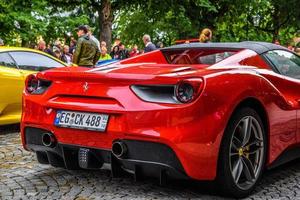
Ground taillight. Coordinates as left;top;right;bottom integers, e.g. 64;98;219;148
25;74;52;94
25;74;38;93
131;78;204;104
175;78;204;103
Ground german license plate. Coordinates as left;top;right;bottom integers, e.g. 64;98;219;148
54;110;109;132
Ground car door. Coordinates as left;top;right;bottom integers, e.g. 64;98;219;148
0;52;24;123
8;51;66;76
264;50;300;142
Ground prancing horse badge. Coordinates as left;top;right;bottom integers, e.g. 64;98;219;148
83;82;89;92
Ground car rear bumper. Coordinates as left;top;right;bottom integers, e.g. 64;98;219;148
25;127;188;182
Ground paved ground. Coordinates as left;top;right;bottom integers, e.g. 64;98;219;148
1;127;300;199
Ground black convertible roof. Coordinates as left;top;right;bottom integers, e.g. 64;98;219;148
164;41;288;54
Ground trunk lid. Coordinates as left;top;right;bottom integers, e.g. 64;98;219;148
37;63;210;83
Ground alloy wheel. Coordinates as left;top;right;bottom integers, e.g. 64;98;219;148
229;116;264;190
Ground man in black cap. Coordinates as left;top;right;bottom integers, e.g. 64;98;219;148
73;25;100;67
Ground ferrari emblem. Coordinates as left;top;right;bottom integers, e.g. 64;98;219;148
83;82;89;92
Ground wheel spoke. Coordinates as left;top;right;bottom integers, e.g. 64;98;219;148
241;156;256;181
247;138;263;155
232;158;243;183
248;145;263;155
230;152;239;156
242;117;252;146
247;139;263;147
232;136;242;150
252;124;261;141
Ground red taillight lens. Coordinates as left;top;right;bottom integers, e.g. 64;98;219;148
25;74;52;94
25;74;39;93
175;78;204;103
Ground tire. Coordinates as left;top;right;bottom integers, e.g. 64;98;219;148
216;107;267;198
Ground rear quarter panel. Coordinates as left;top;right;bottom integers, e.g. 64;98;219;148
201;69;297;172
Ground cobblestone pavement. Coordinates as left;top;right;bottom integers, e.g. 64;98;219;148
1;130;300;200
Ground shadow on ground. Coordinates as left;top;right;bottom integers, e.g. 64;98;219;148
0;124;20;134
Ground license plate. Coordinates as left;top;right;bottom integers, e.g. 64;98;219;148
54;110;109;132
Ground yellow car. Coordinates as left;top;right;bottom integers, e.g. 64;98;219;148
0;47;68;125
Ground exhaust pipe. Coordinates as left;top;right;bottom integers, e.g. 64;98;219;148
42;133;56;148
112;141;127;158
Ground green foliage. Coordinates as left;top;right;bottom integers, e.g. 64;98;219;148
215;0;300;45
0;0;47;46
113;0;217;48
0;0;89;46
0;0;299;48
113;5;194;48
44;14;90;44
114;0;300;47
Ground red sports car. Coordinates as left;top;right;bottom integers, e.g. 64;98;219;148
21;42;300;197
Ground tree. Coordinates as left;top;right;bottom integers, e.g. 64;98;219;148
114;0;218;48
0;0;89;46
1;0;299;48
215;0;300;44
47;0;143;50
47;0;219;49
114;6;193;47
0;0;49;46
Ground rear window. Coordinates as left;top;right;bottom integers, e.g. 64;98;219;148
162;49;238;65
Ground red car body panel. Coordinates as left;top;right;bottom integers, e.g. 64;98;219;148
21;42;300;181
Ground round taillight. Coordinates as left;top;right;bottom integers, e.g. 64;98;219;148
175;82;195;103
175;78;204;103
25;74;39;93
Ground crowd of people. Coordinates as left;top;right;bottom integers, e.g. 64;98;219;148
33;25;160;67
0;26;300;66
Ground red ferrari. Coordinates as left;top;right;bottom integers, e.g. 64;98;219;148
21;42;300;197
